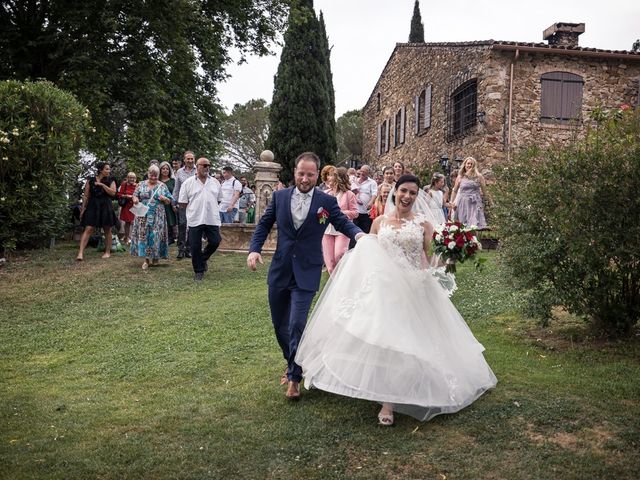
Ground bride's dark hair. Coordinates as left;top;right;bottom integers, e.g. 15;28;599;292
392;174;421;204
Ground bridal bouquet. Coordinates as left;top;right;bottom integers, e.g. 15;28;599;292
432;221;482;273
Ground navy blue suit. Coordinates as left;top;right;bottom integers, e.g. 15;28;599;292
249;187;362;382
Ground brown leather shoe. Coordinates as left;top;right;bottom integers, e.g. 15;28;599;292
279;367;288;385
285;381;300;400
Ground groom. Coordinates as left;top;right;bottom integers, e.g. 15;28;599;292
247;152;364;400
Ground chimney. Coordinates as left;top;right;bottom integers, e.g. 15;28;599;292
543;22;585;47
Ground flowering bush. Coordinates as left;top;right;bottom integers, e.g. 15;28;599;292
492;106;640;336
432;221;482;273
0;80;91;250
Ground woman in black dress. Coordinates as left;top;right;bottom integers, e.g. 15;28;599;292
76;162;118;261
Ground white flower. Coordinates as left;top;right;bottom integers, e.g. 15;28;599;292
11;128;19;136
0;197;5;202
435;234;443;242
32;185;38;190
450;225;458;232
447;242;456;250
0;137;9;144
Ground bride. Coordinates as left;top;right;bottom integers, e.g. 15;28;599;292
296;175;497;426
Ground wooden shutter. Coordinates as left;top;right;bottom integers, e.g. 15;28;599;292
400;106;406;144
424;84;432;129
385;118;390;152
414;95;420;134
392;113;397;147
376;123;382;155
562;77;583;120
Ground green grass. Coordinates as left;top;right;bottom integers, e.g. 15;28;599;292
1;245;638;479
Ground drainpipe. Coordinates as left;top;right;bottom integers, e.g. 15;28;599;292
507;49;519;162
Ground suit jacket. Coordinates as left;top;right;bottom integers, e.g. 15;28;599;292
249;187;362;291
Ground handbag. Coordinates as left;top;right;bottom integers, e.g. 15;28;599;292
118;182;129;207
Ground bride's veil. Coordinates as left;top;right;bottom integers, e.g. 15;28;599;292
385;187;441;226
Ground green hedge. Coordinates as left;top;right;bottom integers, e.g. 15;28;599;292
0;80;91;250
492;107;640;336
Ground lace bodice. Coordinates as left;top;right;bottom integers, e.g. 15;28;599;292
378;215;426;270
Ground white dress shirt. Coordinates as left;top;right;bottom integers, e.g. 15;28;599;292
353;177;378;214
291;187;315;229
178;176;222;227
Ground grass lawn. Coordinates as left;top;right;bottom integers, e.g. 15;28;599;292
1;243;638;479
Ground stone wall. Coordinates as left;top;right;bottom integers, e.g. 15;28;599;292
218;224;278;253
363;43;640;177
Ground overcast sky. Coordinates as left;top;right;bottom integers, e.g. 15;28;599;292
216;0;639;118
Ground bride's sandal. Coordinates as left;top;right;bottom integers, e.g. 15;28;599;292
377;412;394;426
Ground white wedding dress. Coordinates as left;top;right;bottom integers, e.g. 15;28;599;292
296;215;497;421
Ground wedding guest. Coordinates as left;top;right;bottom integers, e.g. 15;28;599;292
220;166;242;224
159;161;177;244
171;157;182;174
131;165;172;270
374;170;384;185
76;162;118;261
322;167;358;275
142;159;160;180
450;157;489;228
318;165;334;192
296;174;497;426
351;165;377;243
448;169;459;220
179;157;223;281
393;161;405;182
238;176;256;224
369;183;392;220
347;167;357;185
117;172;137;245
382;166;395;187
172;151;196;259
423;173;446;225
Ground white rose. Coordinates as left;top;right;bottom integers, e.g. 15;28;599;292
447;242;456;250
450;225;458;232
435;234;443;242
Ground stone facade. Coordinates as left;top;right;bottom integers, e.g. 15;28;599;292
363;32;640;175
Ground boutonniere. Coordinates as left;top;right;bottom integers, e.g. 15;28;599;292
317;207;329;224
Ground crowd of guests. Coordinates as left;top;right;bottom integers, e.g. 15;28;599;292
74;150;490;279
75;150;256;274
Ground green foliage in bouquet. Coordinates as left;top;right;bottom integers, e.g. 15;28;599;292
0;80;90;250
492;106;640;336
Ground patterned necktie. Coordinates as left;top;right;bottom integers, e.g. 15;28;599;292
295;192;310;229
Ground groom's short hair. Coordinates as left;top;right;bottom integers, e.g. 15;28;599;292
294;152;320;171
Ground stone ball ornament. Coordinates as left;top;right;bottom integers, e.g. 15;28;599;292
260;150;274;162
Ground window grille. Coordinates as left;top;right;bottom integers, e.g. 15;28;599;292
445;71;477;142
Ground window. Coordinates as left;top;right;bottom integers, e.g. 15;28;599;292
376;92;381;112
393;107;406;147
540;72;583;123
377;119;390;155
414;84;432;135
447;79;477;141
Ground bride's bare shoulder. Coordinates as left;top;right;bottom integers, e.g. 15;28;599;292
371;215;385;234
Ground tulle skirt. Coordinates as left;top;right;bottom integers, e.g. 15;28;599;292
296;235;497;421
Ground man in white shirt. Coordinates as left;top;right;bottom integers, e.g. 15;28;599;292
219;166;242;224
351;164;378;246
178;157;223;281
172;150;196;259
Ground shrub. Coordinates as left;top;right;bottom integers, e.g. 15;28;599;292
0;80;91;250
492;107;640;336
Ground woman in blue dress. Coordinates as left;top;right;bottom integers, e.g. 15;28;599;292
130;165;172;270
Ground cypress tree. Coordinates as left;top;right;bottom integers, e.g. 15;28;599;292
318;11;337;167
409;0;425;43
267;0;336;184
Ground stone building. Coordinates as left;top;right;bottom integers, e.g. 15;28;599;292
363;22;640;174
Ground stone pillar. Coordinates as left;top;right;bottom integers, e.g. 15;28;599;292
253;150;282;221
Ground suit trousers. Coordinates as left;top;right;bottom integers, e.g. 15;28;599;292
268;279;316;383
188;224;221;273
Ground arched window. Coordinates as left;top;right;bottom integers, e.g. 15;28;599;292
447;79;477;141
540;72;584;123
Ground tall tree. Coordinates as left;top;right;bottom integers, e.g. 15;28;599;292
336;109;363;167
221;99;270;171
267;0;336;184
409;0;425;43
0;0;288;174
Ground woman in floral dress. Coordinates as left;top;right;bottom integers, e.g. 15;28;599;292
130;165;172;270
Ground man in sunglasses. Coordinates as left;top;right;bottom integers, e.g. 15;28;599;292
178;157;223;281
